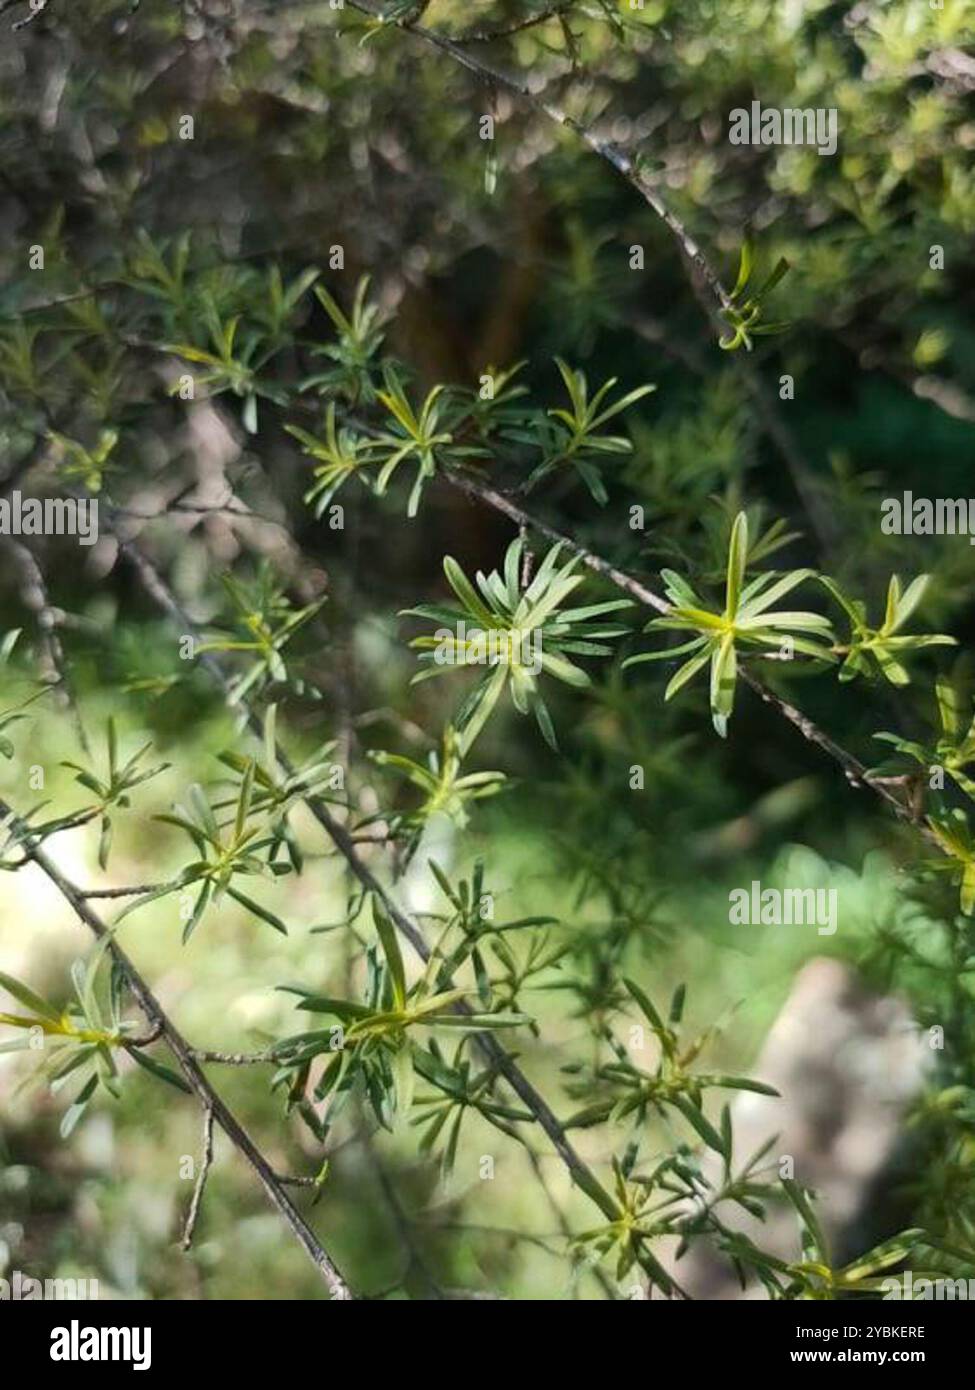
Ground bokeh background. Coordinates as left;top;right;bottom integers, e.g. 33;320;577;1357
2;0;975;1299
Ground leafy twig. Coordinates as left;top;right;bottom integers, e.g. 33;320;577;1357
0;795;354;1300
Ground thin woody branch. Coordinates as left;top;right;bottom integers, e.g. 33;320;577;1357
80;879;184;898
345;0;733;313
0;795;354;1300
345;1;844;556
114;471;940;1278
189;1047;278;1065
444;467;934;837
1;0;969;1310
455;2;577;43
117;533;627;1231
182;1104;215;1251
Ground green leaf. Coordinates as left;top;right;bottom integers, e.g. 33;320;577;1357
709;633;737;737
891;574;929;632
725;511;748;617
663;649;711;702
60;1073;98;1139
98;816;113;871
731;240;754;300
837;1230;927;1283
0;971;62;1024
622;977;667;1035
936;674;962;738
128;1046;192;1094
225;886;288;935
391;1041;414;1121
442;555;496;628
671;1094;729;1158
782;1178;829;1261
182;882;212;943
374;901;407;1010
704;1075;780;1097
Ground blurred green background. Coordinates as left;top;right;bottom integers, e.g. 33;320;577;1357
2;0;975;1298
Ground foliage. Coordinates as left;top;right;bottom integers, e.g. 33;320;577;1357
1;0;975;1305
718;242;791;353
512;359;655;504
0;947;188;1141
821;574;955;687
626;512;833;736
404;536;632;751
